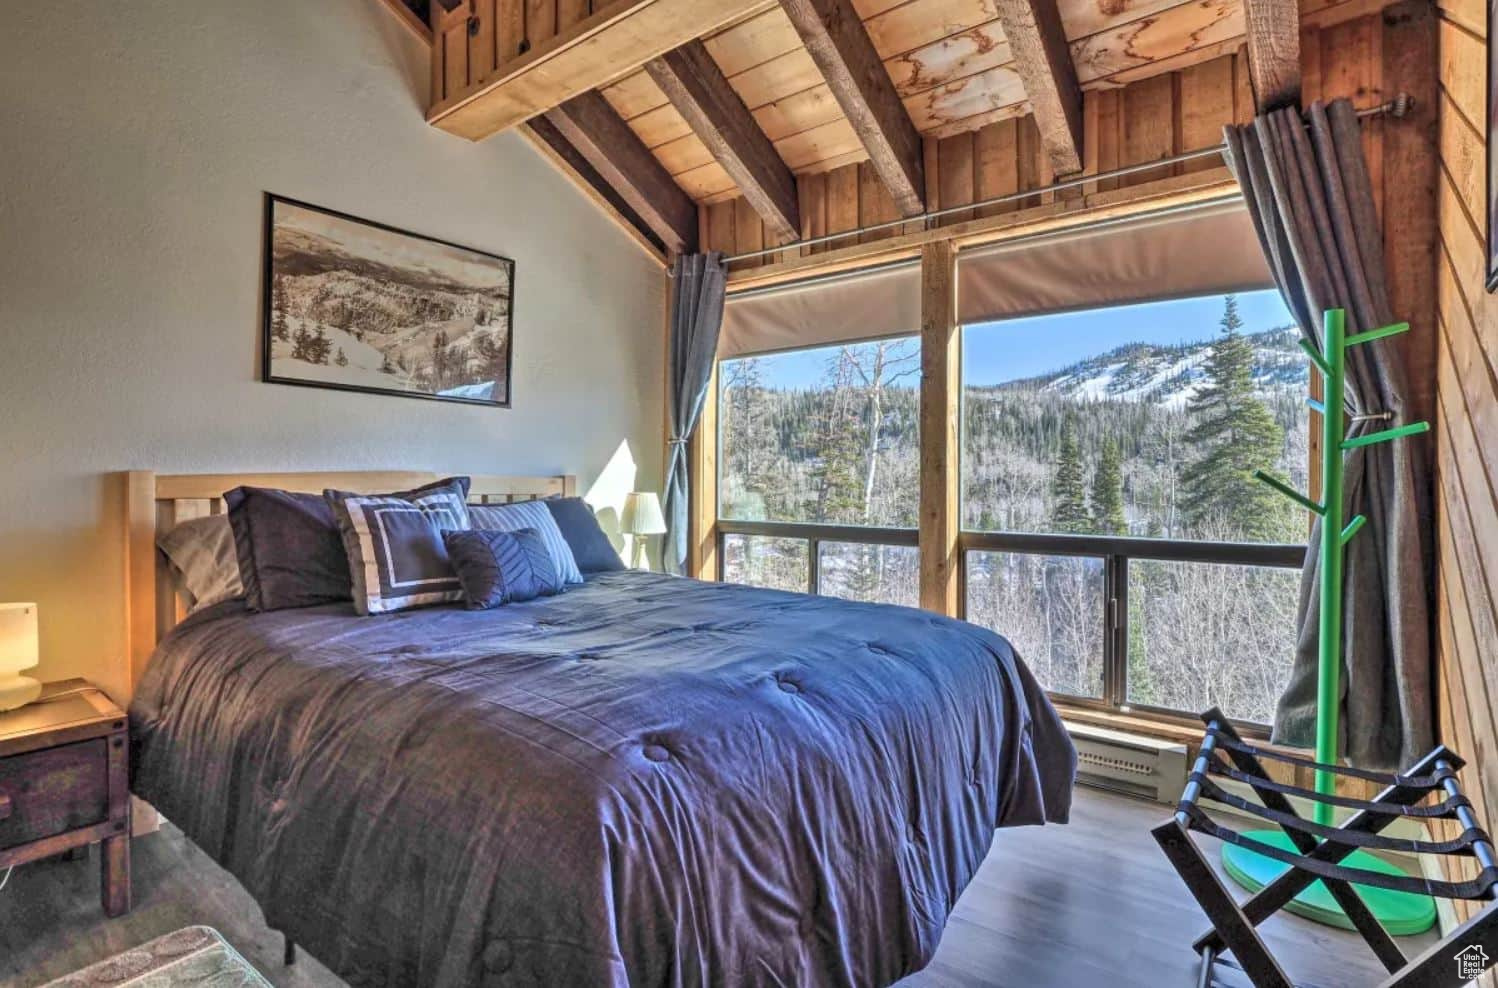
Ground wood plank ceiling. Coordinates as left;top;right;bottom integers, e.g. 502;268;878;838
412;0;1374;256
595;0;1245;206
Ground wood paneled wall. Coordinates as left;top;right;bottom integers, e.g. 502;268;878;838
429;0;595;104
1433;0;1498;950
701;48;1262;264
702;7;1440;335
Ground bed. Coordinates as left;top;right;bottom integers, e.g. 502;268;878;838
120;471;1076;988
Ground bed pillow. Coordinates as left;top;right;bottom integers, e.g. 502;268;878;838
443;528;565;609
158;515;244;613
225;486;354;612
469;502;584;585
544;497;625;574
326;478;473;616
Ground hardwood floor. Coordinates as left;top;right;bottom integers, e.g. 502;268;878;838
0;788;1433;987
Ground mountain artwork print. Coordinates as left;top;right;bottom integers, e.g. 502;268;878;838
262;195;514;406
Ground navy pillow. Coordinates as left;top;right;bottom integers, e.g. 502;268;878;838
544;497;625;574
228;477;471;613
443;528;565;609
326;480;472;615
225;487;352;612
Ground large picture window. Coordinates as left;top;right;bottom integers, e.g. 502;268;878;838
718;336;920;606
960;290;1307;723
710;262;1308;727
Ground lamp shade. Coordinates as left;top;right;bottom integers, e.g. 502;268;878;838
0;603;39;675
620;492;667;536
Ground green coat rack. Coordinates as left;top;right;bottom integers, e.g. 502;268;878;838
1219;307;1435;934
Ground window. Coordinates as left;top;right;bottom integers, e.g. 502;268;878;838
960;291;1307;722
718;336;919;604
709;265;1308;727
965;550;1105;698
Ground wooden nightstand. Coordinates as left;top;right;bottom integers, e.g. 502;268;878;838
0;678;130;916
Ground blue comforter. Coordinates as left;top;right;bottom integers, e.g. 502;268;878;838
130;571;1075;987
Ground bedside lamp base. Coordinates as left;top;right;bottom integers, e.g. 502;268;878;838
0;674;42;711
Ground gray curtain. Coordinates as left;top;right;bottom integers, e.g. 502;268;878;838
1224;99;1433;770
663;252;728;576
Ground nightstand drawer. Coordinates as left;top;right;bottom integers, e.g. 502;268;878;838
0;738;110;849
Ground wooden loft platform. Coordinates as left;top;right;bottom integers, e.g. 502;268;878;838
382;0;1408;263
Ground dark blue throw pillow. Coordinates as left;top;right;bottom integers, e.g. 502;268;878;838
543;497;625;574
442;528;565;609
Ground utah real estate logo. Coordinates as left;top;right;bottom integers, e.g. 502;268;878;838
1455;944;1490;981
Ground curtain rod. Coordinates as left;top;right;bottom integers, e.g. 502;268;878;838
725;194;1244;301
720;94;1413;266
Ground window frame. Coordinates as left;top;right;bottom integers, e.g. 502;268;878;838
716;522;919;596
704;238;1310;735
957;529;1304;727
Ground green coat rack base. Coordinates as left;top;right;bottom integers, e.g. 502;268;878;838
1221;832;1437;936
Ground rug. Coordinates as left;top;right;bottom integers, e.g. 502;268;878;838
41;927;271;987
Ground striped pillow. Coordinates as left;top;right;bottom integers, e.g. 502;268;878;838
469;502;584;585
443;529;564;608
327;480;472;615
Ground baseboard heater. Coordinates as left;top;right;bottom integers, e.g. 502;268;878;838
1063;720;1189;805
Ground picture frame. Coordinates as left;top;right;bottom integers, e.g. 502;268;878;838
262;194;516;407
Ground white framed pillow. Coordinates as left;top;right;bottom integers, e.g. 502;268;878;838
327;480;472;615
469;502;584;585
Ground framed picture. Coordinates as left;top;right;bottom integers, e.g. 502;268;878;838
263;194;515;406
1489;0;1498;292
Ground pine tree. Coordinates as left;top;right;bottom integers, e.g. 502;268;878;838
1181;295;1288;540
812;350;868;524
271;276;291;342
335;347;349;367
429;330;451;391
290;326;314;362
308;328;333;365
1091;439;1127;535
1051;427;1090;534
380;350;395;375
720;358;776;517
474;332;506;385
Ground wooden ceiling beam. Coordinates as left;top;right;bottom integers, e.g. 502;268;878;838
427;0;776;141
778;0;926;217
646;42;800;242
524;117;668;262
544;91;699;255
1244;0;1301;111
993;0;1084;176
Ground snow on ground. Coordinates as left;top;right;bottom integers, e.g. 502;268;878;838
269;317;416;391
1023;334;1304;409
439;381;498;401
270;316;502;400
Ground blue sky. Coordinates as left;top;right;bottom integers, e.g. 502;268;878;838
734;290;1295;389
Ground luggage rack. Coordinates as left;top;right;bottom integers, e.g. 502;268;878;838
1155;709;1498;988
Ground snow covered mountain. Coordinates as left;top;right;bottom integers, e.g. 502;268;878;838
995;326;1306;409
268;222;510;397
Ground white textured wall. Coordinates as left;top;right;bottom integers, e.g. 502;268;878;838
0;0;666;702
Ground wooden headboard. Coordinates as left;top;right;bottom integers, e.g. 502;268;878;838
121;470;576;700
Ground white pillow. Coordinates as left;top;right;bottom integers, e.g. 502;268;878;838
157;515;244;613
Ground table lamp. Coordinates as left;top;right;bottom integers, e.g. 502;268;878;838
620;492;667;570
0;603;42;711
